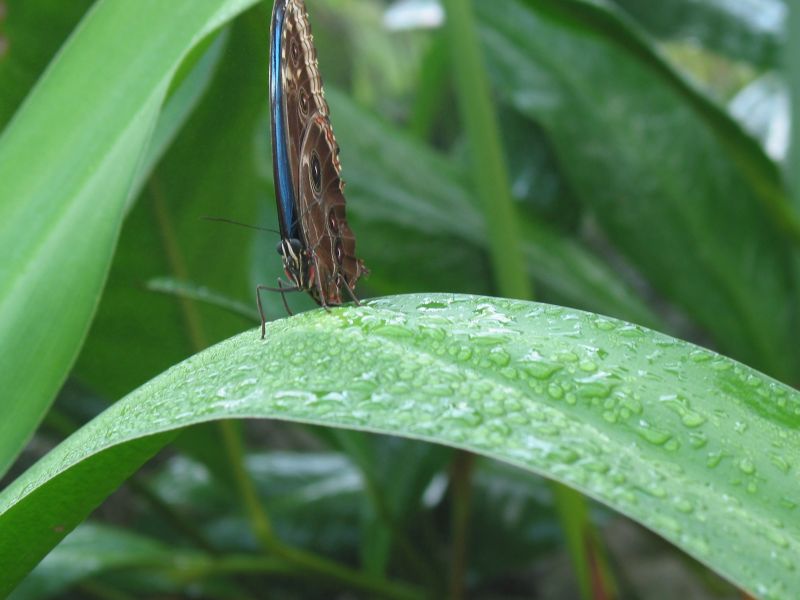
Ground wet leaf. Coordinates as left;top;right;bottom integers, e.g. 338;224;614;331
1;294;797;598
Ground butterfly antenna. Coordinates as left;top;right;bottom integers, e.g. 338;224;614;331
202;216;281;236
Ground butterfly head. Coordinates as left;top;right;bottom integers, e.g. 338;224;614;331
277;237;312;290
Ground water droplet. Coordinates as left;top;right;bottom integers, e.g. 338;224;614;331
688;432;708;449
371;323;413;338
558;351;579;363
418;300;448;310
602;411;617;424
710;358;732;371
469;332;512;346
585;461;610;474
522;359;562;380
488;348;511;367
680;412;706;428
499;366;518;379
577;381;612;400
652;514;681;534
769;453;791;474
766;529;789;549
617;325;644;338
636;421;672;445
658;393;706;428
594;318;616;331
456;347;472;362
706;451;724;468
738;457;756;475
547;383;564;400
689;349;712;363
685;535;710;556
550;448;580;464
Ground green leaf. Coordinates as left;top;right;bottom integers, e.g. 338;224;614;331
728;73;788;163
145;277;259;323
609;0;784;69
469;461;560;578
9;523;177;600
11;521;274;599
74;6;269;399
789;0;800;213
479;0;799;379
326;89;662;328
0;0;94;128
147;451;364;554
2;295;798;598
0;0;257;476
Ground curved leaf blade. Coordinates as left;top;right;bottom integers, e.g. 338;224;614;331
0;0;257;476
479;0;800;379
609;0;784;68
1;294;797;597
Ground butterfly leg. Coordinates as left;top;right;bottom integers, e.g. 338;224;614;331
277;278;294;316
257;280;301;339
340;275;362;306
256;284;270;339
313;259;332;312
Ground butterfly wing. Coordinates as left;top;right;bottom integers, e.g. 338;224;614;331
270;0;367;304
297;114;366;304
270;0;327;243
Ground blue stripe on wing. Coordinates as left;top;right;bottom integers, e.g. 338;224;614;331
269;0;298;241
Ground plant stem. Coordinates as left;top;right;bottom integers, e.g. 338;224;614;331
45;408;216;555
150;176;278;547
411;34;450;141
162;553;423;600
441;0;532;301
129;478;217;554
219;419;276;549
269;543;423;600
789;1;800;215
441;1;530;594
149;177;207;350
448;450;475;600
148;175;420;598
441;1;613;598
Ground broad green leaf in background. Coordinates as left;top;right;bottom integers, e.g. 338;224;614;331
609;0;785;69
0;0;94;128
789;0;800;213
1;295;798;598
9;523;184;600
728;73;789;163
10;521;279;600
479;0;800;381
13;455;569;598
73;6;270;399
0;0;258;477
323;89;663;329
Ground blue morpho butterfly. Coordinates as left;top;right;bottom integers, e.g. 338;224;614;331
259;0;368;338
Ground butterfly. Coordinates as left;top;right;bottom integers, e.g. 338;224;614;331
260;0;368;338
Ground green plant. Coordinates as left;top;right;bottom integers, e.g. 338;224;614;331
0;0;797;598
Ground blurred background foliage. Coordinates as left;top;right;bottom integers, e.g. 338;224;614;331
0;0;797;597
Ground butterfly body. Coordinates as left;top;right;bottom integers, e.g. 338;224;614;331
267;0;366;323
